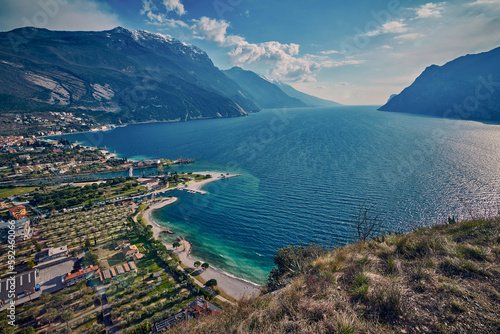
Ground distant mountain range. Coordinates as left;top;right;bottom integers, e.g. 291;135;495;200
223;67;341;109
223;67;306;109
379;46;500;121
0;27;339;124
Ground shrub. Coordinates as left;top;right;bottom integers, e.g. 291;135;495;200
267;243;325;291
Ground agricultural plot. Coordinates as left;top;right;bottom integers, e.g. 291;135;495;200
37;204;133;250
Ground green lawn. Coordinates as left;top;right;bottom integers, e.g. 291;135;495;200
0;186;37;198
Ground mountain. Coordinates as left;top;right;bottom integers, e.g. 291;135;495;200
379;46;500;121
0;27;260;123
274;80;341;107
223;67;307;109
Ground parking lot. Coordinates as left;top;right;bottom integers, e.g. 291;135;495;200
38;258;76;293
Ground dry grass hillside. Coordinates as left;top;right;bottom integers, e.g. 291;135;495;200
170;218;500;333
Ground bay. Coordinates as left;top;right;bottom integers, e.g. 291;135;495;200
60;106;500;284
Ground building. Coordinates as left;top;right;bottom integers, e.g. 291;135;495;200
154;299;222;332
7;205;27;219
0;270;37;305
115;240;130;250
62;265;99;286
0;218;31;242
186;298;222;318
0;201;6;209
140;178;160;189
122;245;139;260
34;245;68;264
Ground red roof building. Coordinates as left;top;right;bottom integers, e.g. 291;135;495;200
8;205;27;219
63;265;99;286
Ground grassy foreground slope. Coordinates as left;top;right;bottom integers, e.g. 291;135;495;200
171;218;500;333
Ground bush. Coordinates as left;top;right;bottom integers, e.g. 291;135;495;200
267;243;325;291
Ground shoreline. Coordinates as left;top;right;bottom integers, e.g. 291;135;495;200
141;173;261;301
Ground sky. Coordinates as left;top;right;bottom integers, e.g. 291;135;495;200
0;0;499;105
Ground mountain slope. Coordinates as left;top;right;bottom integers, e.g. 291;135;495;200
274;81;341;107
170;218;500;333
0;27;259;123
223;67;307;109
379;46;500;121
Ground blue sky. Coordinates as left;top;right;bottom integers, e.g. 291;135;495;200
1;0;499;104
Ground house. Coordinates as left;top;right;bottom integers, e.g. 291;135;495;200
0;270;37;305
153;298;222;332
186;298;222;318
34;245;68;264
0;218;31;242
115;240;130;250
63;265;99;286
133;253;145;261
8;205;27;219
122;245;139;260
140;178;160;189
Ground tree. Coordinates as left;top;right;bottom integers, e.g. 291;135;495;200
20;327;36;334
30;306;40;320
84;250;99;266
352;204;384;242
43;308;57;325
206;279;217;287
83;295;92;307
60;310;73;329
172;241;181;248
27;259;35;269
201;262;209;271
53;294;69;308
40;292;52;305
0;320;14;333
194;261;201;268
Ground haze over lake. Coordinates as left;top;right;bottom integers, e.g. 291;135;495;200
61;106;500;284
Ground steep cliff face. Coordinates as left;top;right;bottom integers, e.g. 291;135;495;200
0;27;259;123
379;46;500;121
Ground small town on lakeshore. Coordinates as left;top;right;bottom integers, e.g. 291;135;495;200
0;132;227;334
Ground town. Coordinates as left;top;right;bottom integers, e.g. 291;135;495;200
0;135;221;334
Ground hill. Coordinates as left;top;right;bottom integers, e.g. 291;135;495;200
170;217;500;333
0;27;260;124
223;67;307;109
274;80;341;107
379;46;500;121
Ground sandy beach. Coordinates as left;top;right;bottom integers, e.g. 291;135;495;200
141;173;261;301
142;197;179;238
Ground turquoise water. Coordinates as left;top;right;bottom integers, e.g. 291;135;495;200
60;107;500;284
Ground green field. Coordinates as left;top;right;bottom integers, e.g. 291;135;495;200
0;186;37;198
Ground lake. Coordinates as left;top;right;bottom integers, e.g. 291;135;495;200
60;106;500;284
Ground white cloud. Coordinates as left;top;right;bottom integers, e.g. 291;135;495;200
140;0;188;28
0;0;122;32
162;0;186;16
416;3;444;18
320;50;341;55
365;20;408;37
191;16;229;45
468;0;500;5
394;33;425;40
190;17;362;82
